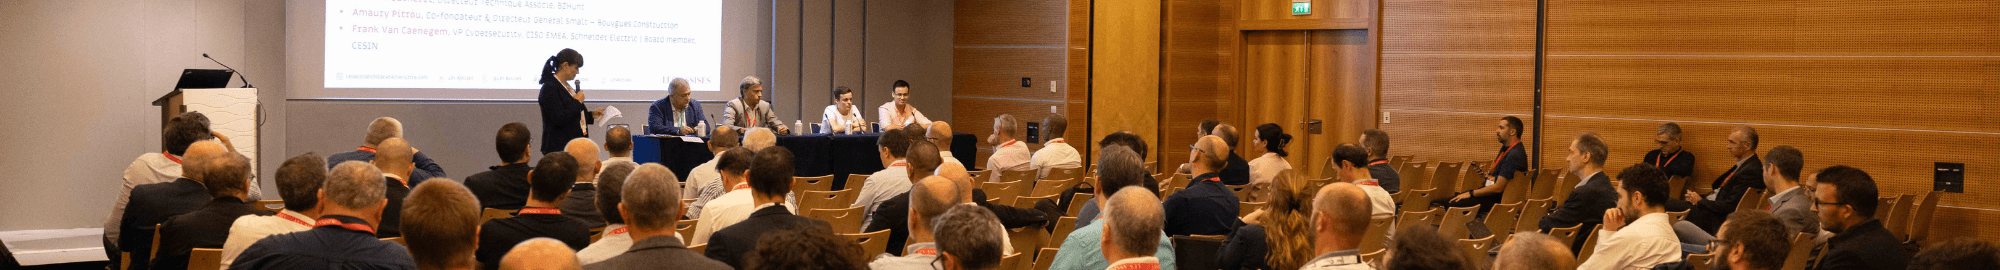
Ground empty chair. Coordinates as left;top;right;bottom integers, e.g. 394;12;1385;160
1437;206;1479;240
1458;236;1496;268
1066;193;1093;216
844;229;892;263
1033;248;1060;270
844;174;870;191
1399;188;1441;213
1734;188;1767;214
792;175;837;193
1431;162;1464;194
805;206;867;234
1667;176;1689;201
1484;202;1525;245
1513;199;1557;239
1029;178;1082;198
1884;193;1916;240
1398;208;1444;229
1171;235;1226;270
1388;155;1413;169
1874;196;1896;219
1783;232;1815;270
1009;224;1052;258
1045;167;1085;181
998;253;1027;270
981;180;1035;206
1906;190;1942;245
676;219;699;245
968;170;990;181
1547;224;1583;248
1048;217;1079;248
1529;169;1561;201
797;189;862;213
1239;202;1265;218
1501;171;1536;204
1397;161;1430;192
999;169;1037;183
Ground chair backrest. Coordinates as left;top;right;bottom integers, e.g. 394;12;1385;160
982;180;1035;206
1049;217;1079;248
480;208;517;225
1907;190;1943;244
1502;170;1536;204
1484;202;1525;245
1360;217;1395;254
1667;210;1689;225
1239;202;1266;218
1399;188;1439;213
589;227;606;243
1432;162;1464;193
690;243;707;254
1686;253;1718;270
1875;196;1896;219
797;189;862;213
1169;173;1193;190
1388;155;1414;169
1437;206;1480;240
1460;162;1490;194
1170;235;1227;270
189;248;223;270
1547;224;1584;247
1733;188;1767;214
252;200;285;213
1576;224;1604;262
151;223;163;260
845;229;892;263
998;252;1028;270
1667;176;1689;201
792;175;837;193
1458;236;1496;268
1008;223;1053;257
805;206;868;234
1305;178;1336;192
1067;193;1094;216
1529;169;1561;201
381;237;405;246
1046;167;1085;181
1030;178;1082;198
676;219;700;245
1233;184;1264;203
1014;194;1058;211
1033;248;1061;270
967;170;990;181
1361;250;1387;266
1783;232;1815;270
1144;162;1158;174
1886;193;1917;239
1000;169;1038;183
1513;199;1556;237
1398;161;1431;191
1397;208;1444;229
844;174;870;191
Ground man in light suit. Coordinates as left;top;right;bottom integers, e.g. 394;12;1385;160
1675;145;1816;254
647;78;707;136
721;76;789;135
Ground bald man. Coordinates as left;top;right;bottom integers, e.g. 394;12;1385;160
1301;183;1372;270
934;163;1024;255
120;141;229;270
1493;232;1575;270
1164;135;1242;236
927;121;963;166
560;138;607;228
1211;124;1252;185
155;149;266;270
1101;187;1168;270
329;117;447;185
373;138;417;238
232;161;417;270
867;176;963;269
501;238;582;270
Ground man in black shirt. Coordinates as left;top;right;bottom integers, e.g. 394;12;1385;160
121;141;226;270
1360;129;1400;193
1212;124;1252;186
231;162;416;270
1447;116;1529;213
466;123;535;210
1642;123;1697;181
705;147;832;268
156;152;268;270
475;152;593;270
1805;166;1909;270
372;138;418;238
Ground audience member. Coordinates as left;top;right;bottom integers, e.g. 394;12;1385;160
575;162;644;264
861;141;945;255
402;180;484;270
559;138;605;227
374;138;418;237
935;162;1024;255
1029;115;1081;179
681;126;739;218
688;148;777;246
1217;169;1315;270
1212;124;1252;185
820;86;867;134
476;152;592;270
1711;211;1794;270
1073;131;1162;225
741;226;866;270
155;151;265;270
1163;135;1242;236
933;205;1008;270
1301;183;1375;270
722;76;789;134
1493;232;1573;270
1247;123;1294;188
1805;165;1909;270
852;129;913;217
1359;129;1399;193
1051;146;1178;270
867;176;964;269
928;121;962;166
121;141;227;270
1445;116;1528;213
1176;119;1222;175
1539;133;1619;251
1577;164;1680;269
1102;187;1170;270
704;147;832;268
1676;146;1815;254
1908;239;2000;270
743;127;777;150
985;114;1032;181
108;112;258;267
646;78;707;135
879;80;932;128
221;153;327;269
498;238;580;270
329;117;447;185
602;126;634;168
230;161;416;270
1381;225;1467;270
466;122;536;210
1683;126;1766;233
583;164;730;270
1331;144;1394;218
1643;123;1697;180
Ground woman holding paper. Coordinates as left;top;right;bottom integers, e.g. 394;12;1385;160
537;48;605;153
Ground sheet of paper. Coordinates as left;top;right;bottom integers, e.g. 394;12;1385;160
680;136;705;143
598;106;624;127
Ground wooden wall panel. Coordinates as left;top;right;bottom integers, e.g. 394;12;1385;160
1091;0;1163;165
1545;56;2000;132
1376;110;1538;166
1380;54;1535;113
1066;0;1092;164
1382;0;1536;54
1159;0;1230;167
952;48;1069;101
952;0;1073;168
954;0;1069;46
1382;0;1537;169
1548;0;2000;55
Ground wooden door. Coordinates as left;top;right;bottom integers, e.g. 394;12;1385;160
1239;29;1377;178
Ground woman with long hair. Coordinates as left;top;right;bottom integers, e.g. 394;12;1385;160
1218;169;1316;270
536;48;604;153
1244;123;1295;202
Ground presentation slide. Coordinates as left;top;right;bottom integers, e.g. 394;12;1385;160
323;0;720;92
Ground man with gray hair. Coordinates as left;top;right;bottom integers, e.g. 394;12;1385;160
1051;146;1178;270
1493;232;1575;270
1101;187;1168;270
984;114;1031;182
576;162;644;264
329;117;447;185
647;78;708;135
121;141;228;270
500;238;581;270
722;76;789;134
231;161;417;270
156;152;265;270
867;176;965;269
1643;122;1696;180
583;164;731;270
934;205;1008;270
221;153;328;269
1302;182;1374;270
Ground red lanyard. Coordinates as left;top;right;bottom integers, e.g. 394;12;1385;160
890;161;908;167
1047;139;1065;145
357;147;376;153
1720;162;1747;188
1197;175;1221;182
732;183;751;191
1109;263;1161;270
518;208;563;215
1001;140;1018;148
1492;142;1519;168
1655;151;1681;168
163;151;182;164
910;248;937;256
279;213;313;227
607;226;628;236
314;218;376;234
1356;180;1379;186
1368;160;1389;166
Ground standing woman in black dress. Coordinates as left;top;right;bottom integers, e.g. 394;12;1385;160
538;48;604;153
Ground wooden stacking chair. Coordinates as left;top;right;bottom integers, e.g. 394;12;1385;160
189;248;223;270
1885;193;1916;240
1239;202;1265;218
792;175;837;193
1029;178;1082;198
982;180;1035;206
1686;253;1718;270
999;169;1038;183
1399;187;1441;213
1398;208;1444;228
690;243;707;254
844;230;892;263
252;200;285;213
1437;206;1480;240
1013;195;1059;213
1552;171;1580;205
1049;217;1080;248
1513;199;1557;239
1398;161;1430;191
1906;190;1942;245
998;252;1028;270
1484;202;1525;245
1362;250;1387;266
676;219;699;245
1009;224;1052;260
1734;188;1767;214
1033;248;1061;270
1431;162;1465;194
1144;162;1158;174
589;227;606;242
1046;167;1085;181
805;206;868;234
1547;224;1584;248
1874;196;1896;219
1359;217;1395;254
1459;236;1496;268
480;208;517;224
1667;210;1689;225
1388;156;1414;169
1576;224;1604;262
1067;193;1094;216
1529;169;1561;202
1667;176;1689;201
797;189;862;213
1783;232;1815;270
968;170;990;181
382;237;405;246
844;174;870;191
1502;171;1536;205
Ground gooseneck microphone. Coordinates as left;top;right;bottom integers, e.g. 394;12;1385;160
202;53;254;88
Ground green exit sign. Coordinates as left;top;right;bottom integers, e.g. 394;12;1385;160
1291;1;1311;15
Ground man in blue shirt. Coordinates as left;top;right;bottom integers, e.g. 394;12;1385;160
231;161;416;270
1164;135;1242;236
1446;116;1529;213
647;78;706;135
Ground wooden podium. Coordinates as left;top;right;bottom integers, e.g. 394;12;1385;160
152;88;261;173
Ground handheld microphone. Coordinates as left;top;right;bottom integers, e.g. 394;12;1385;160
202;53;254;88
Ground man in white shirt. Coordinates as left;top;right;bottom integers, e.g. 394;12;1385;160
852;129;914;223
1100;187;1169;270
878;80;931;129
218;153;327;269
1302;182;1377;270
577;163;682;264
866;176;961;269
927;121;963;166
1329;144;1394;219
820;86;867;134
985;114;1032;182
1029;115;1081;179
687;148;765;246
582;164;730;270
681;127;739;218
108;113;261;256
1577;164;1681;270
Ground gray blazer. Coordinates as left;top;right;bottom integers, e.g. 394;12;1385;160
722;98;784;130
582;235;731;270
1768;186;1820;234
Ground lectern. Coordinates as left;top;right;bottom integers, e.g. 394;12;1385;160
153;69;260;173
